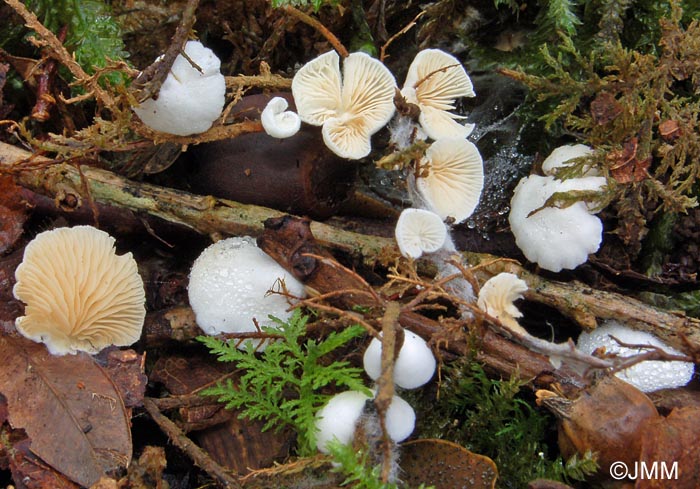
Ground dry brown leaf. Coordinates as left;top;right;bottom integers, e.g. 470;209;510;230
400;438;498;489
97;349;147;409
0;335;132;487
636;407;700;489
0;175;28;254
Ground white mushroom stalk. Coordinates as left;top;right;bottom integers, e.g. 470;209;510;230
414;138;484;224
188;236;307;350
291;51;396;160
577;320;695;393
133;40;226;136
401;49;475;140
13;226;146;355
394;208;447;259
509;175;607;272
477;272;528;335
261;96;301;139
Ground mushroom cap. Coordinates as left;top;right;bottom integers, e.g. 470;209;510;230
415;138;484;224
292;51;396;159
477;272;528;323
314;390;416;453
13;226;145;355
401;49;475;140
508;175;606;272
394;208;447;259
577;320;695;392
261;96;301;139
541;144;599;177
188;236;306;345
133;40;226;136
363;329;437;389
315;390;370;453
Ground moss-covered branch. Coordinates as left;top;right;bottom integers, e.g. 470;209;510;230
2;141;698;352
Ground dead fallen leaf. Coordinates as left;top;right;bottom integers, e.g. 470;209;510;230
1;428;80;489
96;348;147;409
0;175;28;254
400;438;498;489
607;138;651;183
0;335;132;487
636;407;700;489
590;91;623;125
0;248;23;333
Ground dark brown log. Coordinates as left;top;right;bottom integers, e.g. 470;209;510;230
188;94;357;219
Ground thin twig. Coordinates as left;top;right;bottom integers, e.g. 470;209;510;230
379;10;425;62
282;6;349;58
132;0;201;103
143;397;243;488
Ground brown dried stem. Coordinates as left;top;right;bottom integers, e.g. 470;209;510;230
143;397;243;488
282;5;349;58
4;0;115;109
131;0;200;103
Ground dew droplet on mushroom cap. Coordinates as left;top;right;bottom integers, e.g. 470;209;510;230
12;225;146;355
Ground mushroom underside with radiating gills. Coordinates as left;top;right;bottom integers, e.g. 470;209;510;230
292;50;397;160
394;208;447;259
187;236;307;350
12;225;146;355
187;93;357;219
477;272;528;335
508;174;606;272
577;320;695;392
133;40;226;136
414;137;484;225
400;48;476;140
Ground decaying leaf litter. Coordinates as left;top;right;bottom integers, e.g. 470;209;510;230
0;0;699;487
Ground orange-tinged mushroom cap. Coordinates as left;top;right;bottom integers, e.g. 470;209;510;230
13;226;146;355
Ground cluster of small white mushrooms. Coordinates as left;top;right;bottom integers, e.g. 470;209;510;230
314;328;436;454
577;320;695;393
13;226;146;355
133;40;226;136
187;236;307;350
509;144;607;272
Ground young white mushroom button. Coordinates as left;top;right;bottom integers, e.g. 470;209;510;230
363;329;437;389
261;96;301;139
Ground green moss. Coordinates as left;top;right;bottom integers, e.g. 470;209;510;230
410;362;596;488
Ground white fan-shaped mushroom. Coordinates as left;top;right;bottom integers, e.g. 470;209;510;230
415;138;484;224
477;272;528;334
13;226;146;355
133;40;226;136
508;175;606;272
401;49;475;140
394;208;447;259
542;144;599;177
292;51;396;159
577;320;695;392
188;236;307;349
261;96;301;139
